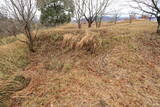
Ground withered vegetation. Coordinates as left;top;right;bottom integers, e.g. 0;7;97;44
0;20;160;107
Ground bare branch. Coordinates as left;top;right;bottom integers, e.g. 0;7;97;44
2;0;38;52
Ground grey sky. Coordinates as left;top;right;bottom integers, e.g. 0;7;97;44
108;0;132;14
0;0;135;17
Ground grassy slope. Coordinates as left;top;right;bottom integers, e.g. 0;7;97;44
0;40;29;79
1;20;160;107
0;39;30;106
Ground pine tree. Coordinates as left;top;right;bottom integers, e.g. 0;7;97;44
40;0;74;26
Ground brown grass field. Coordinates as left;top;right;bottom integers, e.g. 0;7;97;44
0;20;160;107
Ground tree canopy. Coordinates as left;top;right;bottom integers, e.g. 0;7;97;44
40;0;74;26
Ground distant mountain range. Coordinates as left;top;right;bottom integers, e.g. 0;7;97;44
150;17;157;21
102;16;128;22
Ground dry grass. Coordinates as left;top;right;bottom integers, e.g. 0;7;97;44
62;33;81;49
62;30;102;53
0;39;30;106
77;31;102;53
0;41;29;79
0;20;160;107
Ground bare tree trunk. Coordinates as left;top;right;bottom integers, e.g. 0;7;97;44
88;22;92;28
28;40;35;52
129;17;132;24
96;20;102;28
2;0;38;53
95;16;98;28
114;19;117;24
96;17;102;28
25;24;35;52
157;16;160;33
78;21;81;29
114;16;117;24
96;22;98;28
98;21;102;27
96;18;98;28
82;0;111;29
78;23;81;29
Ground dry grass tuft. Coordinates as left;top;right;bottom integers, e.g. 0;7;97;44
77;30;102;53
62;30;102;53
62;33;81;49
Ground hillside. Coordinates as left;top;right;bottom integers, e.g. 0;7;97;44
0;20;160;107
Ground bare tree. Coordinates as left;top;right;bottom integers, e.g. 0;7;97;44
129;11;136;23
95;13;104;28
95;0;111;28
131;0;160;33
73;0;85;29
2;0;38;52
112;9;121;24
82;0;112;28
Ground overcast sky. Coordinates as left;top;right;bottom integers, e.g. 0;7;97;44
0;0;135;17
108;0;132;15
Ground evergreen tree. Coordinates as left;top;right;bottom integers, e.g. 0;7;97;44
40;0;74;26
